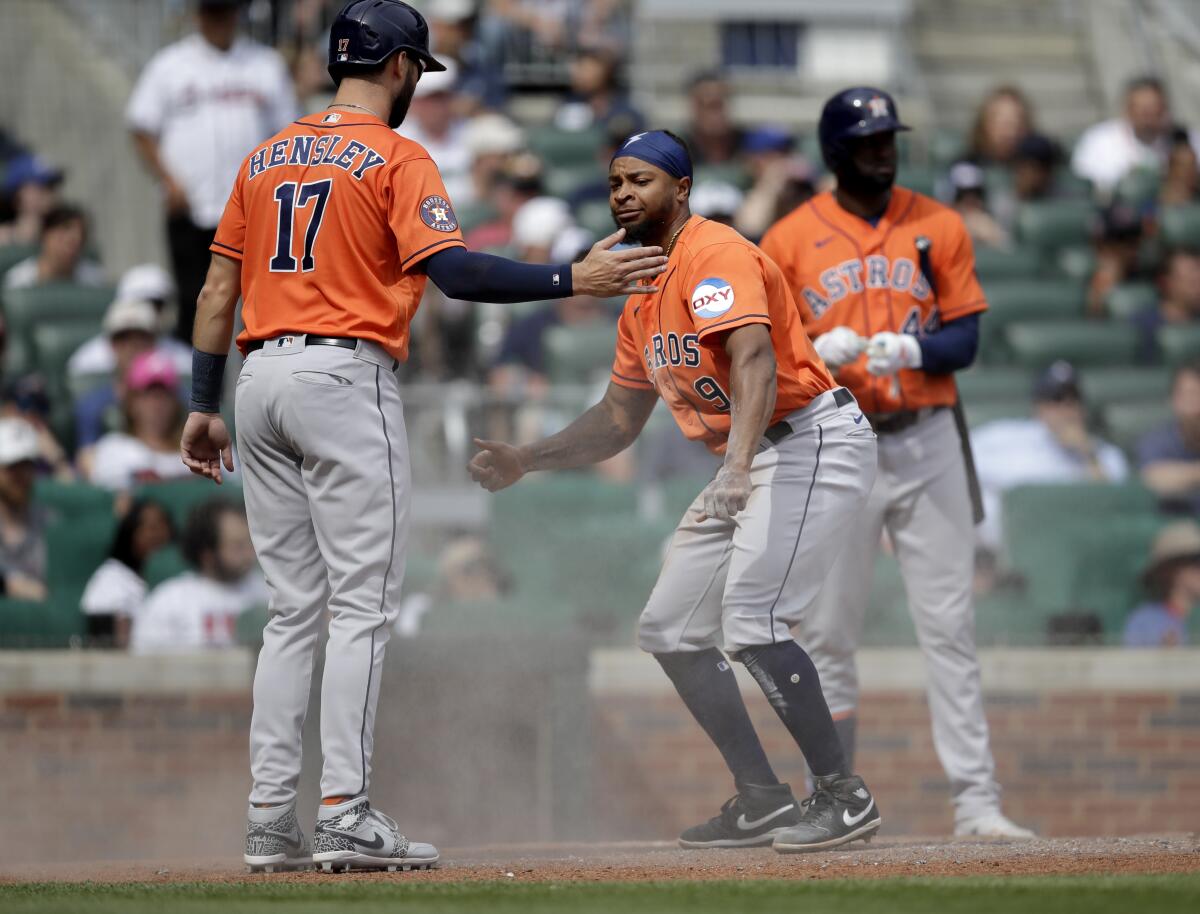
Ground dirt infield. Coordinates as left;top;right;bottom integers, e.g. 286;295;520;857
1;835;1197;885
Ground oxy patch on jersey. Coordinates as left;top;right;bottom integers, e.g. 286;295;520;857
691;277;734;318
420;195;458;232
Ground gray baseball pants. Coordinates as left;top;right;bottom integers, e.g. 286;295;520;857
234;335;408;806
796;408;1001;822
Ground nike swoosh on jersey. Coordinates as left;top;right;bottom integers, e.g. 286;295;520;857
323;828;387;850
736;803;796;831
814;236;835;248
843;798;876;827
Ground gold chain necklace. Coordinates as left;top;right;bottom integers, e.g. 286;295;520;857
664;220;688;258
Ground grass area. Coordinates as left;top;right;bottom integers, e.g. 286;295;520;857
2;875;1199;914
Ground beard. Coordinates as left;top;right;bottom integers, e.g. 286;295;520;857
388;75;419;129
616;210;670;245
837;165;895;198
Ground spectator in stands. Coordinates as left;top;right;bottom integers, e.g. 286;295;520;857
973;361;1129;550
463;112;526;206
0;154;63;248
682;70;745;166
2;204;105;291
72;299;161;448
81;499;175;648
554;46;643;135
127;0;297;343
69;266;192;382
1087;203;1146;316
0;418;49;602
510;196;577;263
989;133;1068;232
1159;128;1200;207
489;291;612;398
1;377;74;482
465;153;544;250
1124;520;1200;647
81;350;193;490
966;85;1033;166
1071;75;1200;196
131;499;266;654
1138;360;1200;516
1132;249;1200;360
427;0;507;111
395;535;513;637
733;127;796;239
396;62;474;205
948;161;1010;250
691;182;744;228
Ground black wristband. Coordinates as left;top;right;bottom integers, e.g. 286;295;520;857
189;349;228;413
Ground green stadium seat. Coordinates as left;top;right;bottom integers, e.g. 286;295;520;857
526;125;605;168
1113;168;1161;208
983;278;1086;321
1104;282;1158;320
545;163;600;199
491;473;637;529
860;555;917;648
964;398;1030;427
1160;204;1200;249
956;366;1033;402
0;243;35;280
31;321;102;394
929;127;964;168
575;199;614;238
1157;324;1200;367
136;478;244;528
34;479;114;519
143;545;189;589
693;163;751;191
1068;516;1165;638
46;513;117;604
453;200;497;235
1005;320;1139;368
2;283;113;379
0;595;85;648
972;245;1041;281
1014;200;1096;250
544;322;617;384
1053;169;1094;199
1055;245;1096;281
1078;366;1169;407
1102;400;1173;455
897;164;938;197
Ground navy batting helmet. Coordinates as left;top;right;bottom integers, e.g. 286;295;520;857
328;0;447;84
818;87;910;172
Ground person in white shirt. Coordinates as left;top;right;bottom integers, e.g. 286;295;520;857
126;0;297;343
2;204;106;291
81;349;195;490
132;500;266;654
81;499;176;647
1071;75;1200;196
395;60;472;204
68;265;192;382
972;361;1129;551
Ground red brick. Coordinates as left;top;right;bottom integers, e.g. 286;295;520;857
5;693;60;712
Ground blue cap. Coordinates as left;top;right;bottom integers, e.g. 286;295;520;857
611;130;692;181
3;154;63;194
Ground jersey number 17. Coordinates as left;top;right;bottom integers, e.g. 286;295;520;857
270;179;332;273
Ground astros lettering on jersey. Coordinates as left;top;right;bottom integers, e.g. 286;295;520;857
611;215;835;453
211;109;465;360
761;186;987;414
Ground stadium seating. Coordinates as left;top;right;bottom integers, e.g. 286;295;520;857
692;163;751;191
575;199;614;238
143;545;188;589
0;242;35;279
2;283;113;378
544;323;617;384
1078;366;1169;405
956;366;1034;402
1113;168;1161;208
1014;199;1096;251
35;478;115;518
1005;320;1139;367
136;478;244;528
0;595;84;648
972;245;1042;281
1055;245;1096;282
980;279;1086;361
46;512;117;604
1104;282;1158;319
1160;204;1200;249
545;163;599;199
1102;400;1173;455
1157;324;1200;367
526;125;605;168
1069;515;1164;635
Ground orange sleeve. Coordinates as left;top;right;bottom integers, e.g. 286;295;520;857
933;213;988;321
685;242;772;346
386;156;466;272
610;303;652;390
211;170;247;261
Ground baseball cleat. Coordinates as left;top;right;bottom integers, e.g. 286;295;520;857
678;782;802;848
244;803;312;872
772;773;881;853
954;811;1036;839
313;796;439;872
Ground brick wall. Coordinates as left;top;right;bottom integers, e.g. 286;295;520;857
592;689;1200;837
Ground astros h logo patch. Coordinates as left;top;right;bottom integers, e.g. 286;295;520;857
419;195;458;233
691;277;735;318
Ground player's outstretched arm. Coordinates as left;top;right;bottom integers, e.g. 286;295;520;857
469;383;658;492
424;229;666;304
180;254;241;485
700;324;777;521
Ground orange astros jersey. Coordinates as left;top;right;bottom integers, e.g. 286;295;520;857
611;216;835;454
211;109;465;361
760;186;987;415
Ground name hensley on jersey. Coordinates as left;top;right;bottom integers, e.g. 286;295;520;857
247;134;387;182
803;256;933;318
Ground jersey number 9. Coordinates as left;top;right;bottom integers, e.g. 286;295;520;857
271;179;333;273
693;376;731;412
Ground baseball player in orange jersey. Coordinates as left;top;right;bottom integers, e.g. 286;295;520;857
470;130;883;853
178;0;667;873
761;87;1033;838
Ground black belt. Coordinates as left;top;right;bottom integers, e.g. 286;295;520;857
246;335;358;353
764;387;854;445
867;405;948;435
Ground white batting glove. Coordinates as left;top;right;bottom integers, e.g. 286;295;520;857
813;326;868;368
865;332;922;376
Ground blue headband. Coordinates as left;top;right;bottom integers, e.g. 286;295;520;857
612;131;692;181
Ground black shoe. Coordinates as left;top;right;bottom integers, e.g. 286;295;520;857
678;782;801;849
772;773;881;853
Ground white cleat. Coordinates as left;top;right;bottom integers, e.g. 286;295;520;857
312;796;439;872
955;811;1036;839
244;803;312;872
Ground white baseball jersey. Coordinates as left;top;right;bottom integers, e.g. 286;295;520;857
130;571;267;654
126;34;297;228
